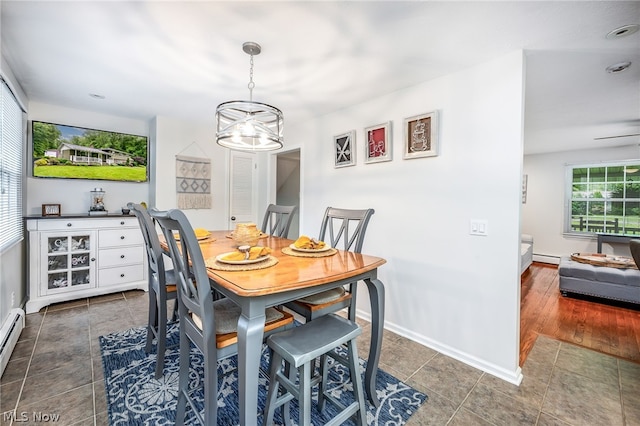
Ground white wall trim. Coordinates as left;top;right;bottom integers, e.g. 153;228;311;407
357;308;524;385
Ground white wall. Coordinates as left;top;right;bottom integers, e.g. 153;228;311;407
523;144;640;260
26;103;150;215
151;116;230;229
282;51;526;383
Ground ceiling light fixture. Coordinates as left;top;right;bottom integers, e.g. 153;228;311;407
606;61;632;73
215;42;283;152
606;24;639;39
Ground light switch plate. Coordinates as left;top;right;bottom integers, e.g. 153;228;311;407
470;219;488;236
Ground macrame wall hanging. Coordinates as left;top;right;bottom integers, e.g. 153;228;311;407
175;143;211;209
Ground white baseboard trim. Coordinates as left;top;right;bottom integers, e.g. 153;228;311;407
356;309;523;386
533;254;560;265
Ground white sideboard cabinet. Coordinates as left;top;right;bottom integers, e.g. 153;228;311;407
26;215;148;313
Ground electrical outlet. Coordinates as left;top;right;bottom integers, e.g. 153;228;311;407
11;292;15;307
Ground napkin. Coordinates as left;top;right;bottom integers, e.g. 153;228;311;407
194;228;211;238
293;236;326;250
249;246;271;259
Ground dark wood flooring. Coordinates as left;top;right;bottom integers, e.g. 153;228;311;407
520;262;640;366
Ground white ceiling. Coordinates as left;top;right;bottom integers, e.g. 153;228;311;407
2;1;639;155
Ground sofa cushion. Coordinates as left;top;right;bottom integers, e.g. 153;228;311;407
559;257;640;288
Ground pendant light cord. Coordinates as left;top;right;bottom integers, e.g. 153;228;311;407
248;54;255;102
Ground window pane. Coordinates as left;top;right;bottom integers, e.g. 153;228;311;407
588;201;605;215
590;183;606;199
625;182;640;198
572;183;588;199
607;166;624;182
606;182;624;199
572;168;588;183
625;165;640;181
588;167;606;181
625;202;640;235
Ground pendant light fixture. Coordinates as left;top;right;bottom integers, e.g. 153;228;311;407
215;42;284;151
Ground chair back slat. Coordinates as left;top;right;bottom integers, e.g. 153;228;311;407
149;208;216;342
319;207;374;253
261;204;298;238
128;203;168;291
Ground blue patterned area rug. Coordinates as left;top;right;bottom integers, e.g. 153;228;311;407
100;323;427;425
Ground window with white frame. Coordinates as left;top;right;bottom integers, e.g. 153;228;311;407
0;78;25;252
567;161;640;236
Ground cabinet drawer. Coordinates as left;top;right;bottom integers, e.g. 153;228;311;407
37;220;92;231
94;218;139;228
35;217;138;231
98;265;144;286
99;247;144;268
99;228;143;247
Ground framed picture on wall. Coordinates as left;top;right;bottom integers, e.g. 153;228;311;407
403;111;439;159
334;130;356;168
364;122;392;164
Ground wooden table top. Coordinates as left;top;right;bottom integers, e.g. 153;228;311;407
173;230;386;297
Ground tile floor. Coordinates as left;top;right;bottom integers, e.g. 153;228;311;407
1;290;638;425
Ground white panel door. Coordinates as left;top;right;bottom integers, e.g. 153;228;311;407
228;151;258;229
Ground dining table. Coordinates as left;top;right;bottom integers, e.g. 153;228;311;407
194;230;386;426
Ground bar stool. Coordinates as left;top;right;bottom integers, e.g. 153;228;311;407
263;314;367;426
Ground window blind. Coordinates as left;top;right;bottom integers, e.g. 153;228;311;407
0;78;24;252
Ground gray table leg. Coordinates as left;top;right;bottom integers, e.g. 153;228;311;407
364;277;385;408
237;308;266;426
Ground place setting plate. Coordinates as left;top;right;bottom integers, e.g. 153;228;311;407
288;244;333;253
216;252;270;265
283;244;337;258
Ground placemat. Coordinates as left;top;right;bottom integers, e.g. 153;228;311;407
205;255;278;271
282;246;338;258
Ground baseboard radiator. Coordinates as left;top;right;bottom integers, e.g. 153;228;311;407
0;308;25;378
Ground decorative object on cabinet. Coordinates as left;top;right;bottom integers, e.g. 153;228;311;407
89;187;108;215
403;111;439;159
334;130;356;168
41;204;61;216
364;121;392;164
25;216;148;313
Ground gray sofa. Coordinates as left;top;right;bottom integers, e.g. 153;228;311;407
559;256;640;304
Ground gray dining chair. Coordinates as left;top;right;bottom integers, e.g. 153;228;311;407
285;207;375;322
128;202;178;379
261;204;298;238
263;313;367;426
149;208;294;426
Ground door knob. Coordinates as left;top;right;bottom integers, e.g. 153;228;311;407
231;216;236;221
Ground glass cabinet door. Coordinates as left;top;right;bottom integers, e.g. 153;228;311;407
42;232;95;294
